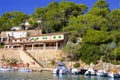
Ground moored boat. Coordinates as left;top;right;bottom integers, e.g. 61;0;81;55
0;66;14;71
53;62;68;75
107;69;120;78
85;68;96;76
18;68;32;72
71;68;81;75
96;70;107;77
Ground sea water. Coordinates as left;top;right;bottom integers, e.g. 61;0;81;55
0;71;119;80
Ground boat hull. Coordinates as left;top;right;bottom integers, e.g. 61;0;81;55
0;66;14;71
107;72;120;78
18;68;32;72
71;68;81;75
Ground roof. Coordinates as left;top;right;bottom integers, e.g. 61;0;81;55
4;40;64;45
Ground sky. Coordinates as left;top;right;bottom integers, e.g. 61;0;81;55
0;0;120;16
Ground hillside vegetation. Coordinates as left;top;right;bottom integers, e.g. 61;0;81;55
0;0;120;65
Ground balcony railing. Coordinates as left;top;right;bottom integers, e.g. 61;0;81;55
5;47;62;50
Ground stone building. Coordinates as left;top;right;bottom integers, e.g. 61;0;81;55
0;30;42;43
0;30;69;50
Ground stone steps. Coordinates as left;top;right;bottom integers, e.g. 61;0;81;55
19;50;43;68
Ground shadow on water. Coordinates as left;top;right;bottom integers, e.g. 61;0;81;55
53;74;80;80
53;74;120;80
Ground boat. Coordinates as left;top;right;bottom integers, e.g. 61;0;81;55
107;69;120;78
18;68;32;72
96;70;107;77
85;68;96;76
71;68;81;75
0;66;14;71
53;62;68;75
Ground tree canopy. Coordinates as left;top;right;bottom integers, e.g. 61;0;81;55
0;0;120;64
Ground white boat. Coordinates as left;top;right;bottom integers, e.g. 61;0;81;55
53;62;68;75
71;68;81;75
107;69;120;78
96;70;107;77
85;68;96;76
53;68;59;74
0;66;14;71
18;68;32;72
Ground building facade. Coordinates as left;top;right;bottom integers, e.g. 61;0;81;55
0;30;42;43
3;32;69;50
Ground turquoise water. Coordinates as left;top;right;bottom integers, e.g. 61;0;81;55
0;71;120;80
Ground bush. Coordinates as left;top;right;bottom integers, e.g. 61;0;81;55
73;62;80;68
0;42;4;48
60;57;65;62
50;60;56;66
6;58;18;64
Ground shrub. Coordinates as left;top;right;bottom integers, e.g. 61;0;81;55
50;60;56;66
73;62;80;68
6;58;18;64
0;42;4;48
59;57;65;62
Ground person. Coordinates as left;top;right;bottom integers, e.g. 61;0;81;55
26;63;29;67
23;46;26;51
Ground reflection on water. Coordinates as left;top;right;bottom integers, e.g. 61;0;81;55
53;74;120;80
0;71;120;80
0;71;54;80
53;74;80;80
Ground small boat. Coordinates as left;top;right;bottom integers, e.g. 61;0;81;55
18;68;32;72
53;62;68;75
71;68;81;75
96;70;107;77
53;68;59;74
0;66;14;71
85;68;96;76
107;69;120;78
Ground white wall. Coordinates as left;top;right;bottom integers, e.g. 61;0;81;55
7;32;27;38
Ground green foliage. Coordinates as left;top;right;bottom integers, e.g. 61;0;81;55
0;11;29;32
73;62;80;68
0;0;120;65
83;30;108;44
63;42;74;54
88;7;110;17
69;31;78;43
31;2;87;33
88;0;110;18
80;30;120;64
80;44;100;64
59;57;65;62
110;48;120;57
63;43;81;61
6;58;18;64
0;42;4;48
106;10;120;31
50;60;56;66
93;0;109;9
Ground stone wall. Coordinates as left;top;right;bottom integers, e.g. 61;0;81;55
0;49;20;60
0;49;90;69
27;49;63;62
0;49;63;65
